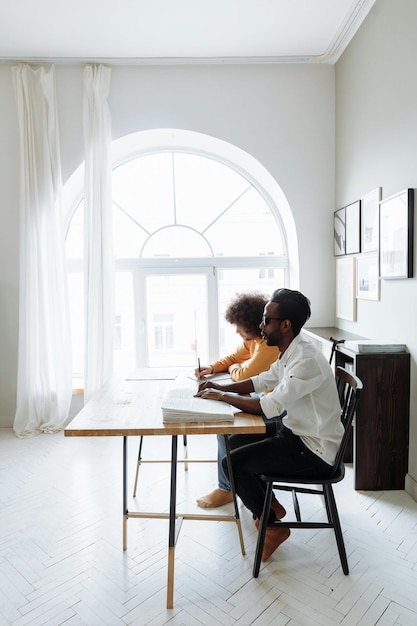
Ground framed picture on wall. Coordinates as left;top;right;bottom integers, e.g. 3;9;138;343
356;253;380;300
361;187;381;252
336;256;357;321
380;188;414;279
345;200;361;254
334;207;345;256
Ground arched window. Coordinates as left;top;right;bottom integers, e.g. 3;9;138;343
64;130;298;381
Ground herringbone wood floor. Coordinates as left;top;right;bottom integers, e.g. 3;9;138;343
1;428;417;626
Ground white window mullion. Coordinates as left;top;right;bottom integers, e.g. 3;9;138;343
207;266;219;364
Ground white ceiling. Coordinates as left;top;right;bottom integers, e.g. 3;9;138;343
0;0;376;65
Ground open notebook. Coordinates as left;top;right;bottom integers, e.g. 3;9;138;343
161;380;237;423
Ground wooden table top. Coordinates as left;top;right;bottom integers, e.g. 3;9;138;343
64;376;266;438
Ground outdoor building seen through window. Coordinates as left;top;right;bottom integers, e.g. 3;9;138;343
65;151;288;381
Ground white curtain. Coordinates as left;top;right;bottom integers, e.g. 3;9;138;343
83;65;114;402
12;64;72;437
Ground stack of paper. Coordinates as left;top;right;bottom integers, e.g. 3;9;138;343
344;340;406;353
161;384;236;423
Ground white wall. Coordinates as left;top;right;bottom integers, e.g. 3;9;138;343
0;62;335;427
335;0;417;496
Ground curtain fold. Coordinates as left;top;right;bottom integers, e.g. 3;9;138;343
12;64;72;437
83;64;114;402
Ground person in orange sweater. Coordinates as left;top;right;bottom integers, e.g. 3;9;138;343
195;291;279;508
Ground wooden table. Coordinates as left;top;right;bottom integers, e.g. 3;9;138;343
64;376;265;608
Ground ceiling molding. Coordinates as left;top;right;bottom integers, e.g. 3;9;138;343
0;0;376;67
0;55;323;66
320;0;376;63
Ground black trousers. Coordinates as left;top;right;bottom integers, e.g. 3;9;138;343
222;420;333;521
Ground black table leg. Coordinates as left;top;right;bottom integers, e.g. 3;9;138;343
167;435;178;608
123;436;128;550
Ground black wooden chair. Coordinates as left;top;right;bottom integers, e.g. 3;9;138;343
329;336;345;366
253;365;363;577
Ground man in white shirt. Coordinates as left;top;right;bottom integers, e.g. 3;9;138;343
195;288;343;561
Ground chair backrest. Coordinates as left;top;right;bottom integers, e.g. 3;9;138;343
331;366;363;476
328;336;345;365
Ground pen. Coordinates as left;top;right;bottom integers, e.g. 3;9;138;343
198;358;201;374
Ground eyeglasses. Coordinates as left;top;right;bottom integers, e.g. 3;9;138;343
261;316;286;326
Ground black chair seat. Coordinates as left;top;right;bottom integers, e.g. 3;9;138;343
260;464;345;486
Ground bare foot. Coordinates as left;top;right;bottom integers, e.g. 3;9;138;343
261;527;290;561
255;518;291;560
197;488;233;508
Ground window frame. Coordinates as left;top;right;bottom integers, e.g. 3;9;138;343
64;129;296;380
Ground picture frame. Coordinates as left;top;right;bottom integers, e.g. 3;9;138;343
356;253;380;300
345;200;361;255
336;256;357;320
334;207;345;256
379;188;414;279
361;187;381;253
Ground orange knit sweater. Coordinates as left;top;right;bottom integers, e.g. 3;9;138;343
211;337;279;381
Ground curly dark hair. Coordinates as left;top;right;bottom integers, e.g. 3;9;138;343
224;291;269;337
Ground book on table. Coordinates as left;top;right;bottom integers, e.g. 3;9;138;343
161;380;237;423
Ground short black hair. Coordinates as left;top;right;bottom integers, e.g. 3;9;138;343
225;291;269;337
270;288;311;335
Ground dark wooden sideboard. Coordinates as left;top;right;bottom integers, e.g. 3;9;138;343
303;327;410;490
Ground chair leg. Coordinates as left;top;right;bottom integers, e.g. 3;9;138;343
133;436;144;497
253;481;274;577
324;484;349;574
